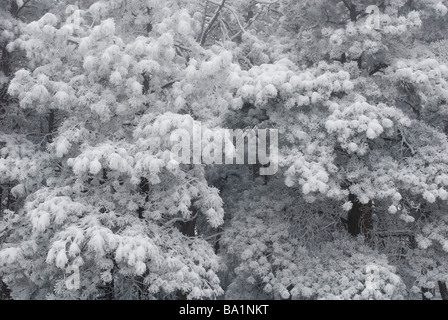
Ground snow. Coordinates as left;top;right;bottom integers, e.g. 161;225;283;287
55;137;71;158
89;158;102;175
56;250;68;268
435;2;448;16
39;13;58;27
343;202;353;211
1;0;448;302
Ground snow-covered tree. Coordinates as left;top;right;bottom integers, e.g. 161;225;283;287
1;0;448;300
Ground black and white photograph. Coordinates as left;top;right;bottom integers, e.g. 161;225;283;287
0;0;448;307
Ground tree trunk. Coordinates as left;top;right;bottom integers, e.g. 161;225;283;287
47;109;55;143
137;177;149;219
438;281;448;300
421;287;434;300
349;4;357;22
347;194;373;245
1;46;11;77
9;0;19;18
342;1;358;22
0;185;3;214
0;279;11;300
180;211;197;237
214;227;223;254
6;184;15;212
136;177;150;299
176;205;198;300
100;256;116;300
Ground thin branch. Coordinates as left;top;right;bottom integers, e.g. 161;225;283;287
220;16;235;33
230;7;263;40
219;19;230;41
200;0;226;46
14;0;32;18
161;78;182;89
342;0;352;11
398;128;416;156
174;42;192;52
254;0;279;4
206;0;247;34
401;99;420;118
67;36;80;45
202;232;225;241
197;2;209;43
222;4;246;34
164;212;199;226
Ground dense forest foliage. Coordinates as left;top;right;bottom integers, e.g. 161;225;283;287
1;0;448;300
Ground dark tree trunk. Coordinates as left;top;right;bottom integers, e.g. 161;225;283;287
180;212;197;237
342;1;358;22
136;177;150;299
421;287;434;300
176;205;198;300
0;279;11;300
214;227;223;254
347;194;373;245
99;256;116;300
104;276;114;300
9;0;19;17
1;47;11;77
137;177;149;219
6;184;15;212
438;281;448;300
349;4;357;22
47;109;55;143
0;185;3;213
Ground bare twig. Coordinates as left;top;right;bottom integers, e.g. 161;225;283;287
254;0;279;4
202;232;225;241
199;0;226;46
14;0;32;18
398;128;416;156
165;212;199;226
219;20;230;41
230;8;263;40
401;99;420;118
161;78;182;89
197;2;209;43
222;4;246;33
